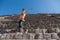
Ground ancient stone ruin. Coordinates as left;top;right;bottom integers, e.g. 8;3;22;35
0;14;60;40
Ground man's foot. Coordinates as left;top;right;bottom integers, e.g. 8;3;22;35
17;32;23;35
25;29;28;34
16;32;20;34
20;32;23;35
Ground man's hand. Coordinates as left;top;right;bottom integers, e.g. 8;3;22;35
22;19;25;22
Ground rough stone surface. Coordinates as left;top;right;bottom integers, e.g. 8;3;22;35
0;14;60;40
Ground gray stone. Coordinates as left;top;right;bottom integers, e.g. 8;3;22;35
38;33;43;39
43;33;51;39
51;33;59;39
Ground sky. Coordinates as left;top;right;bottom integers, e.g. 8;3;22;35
0;0;60;15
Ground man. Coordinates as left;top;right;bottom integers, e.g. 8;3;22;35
18;9;26;32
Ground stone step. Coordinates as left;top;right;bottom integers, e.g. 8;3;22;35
0;39;59;40
1;28;60;33
0;33;59;39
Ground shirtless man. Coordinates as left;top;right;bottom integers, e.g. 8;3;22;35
18;9;26;32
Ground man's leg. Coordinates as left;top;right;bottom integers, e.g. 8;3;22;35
18;20;23;32
18;20;22;32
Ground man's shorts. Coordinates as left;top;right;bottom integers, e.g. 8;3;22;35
18;20;23;28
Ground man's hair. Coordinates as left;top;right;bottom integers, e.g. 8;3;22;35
22;8;25;11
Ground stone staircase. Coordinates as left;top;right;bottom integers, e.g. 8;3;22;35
0;28;60;40
0;14;60;40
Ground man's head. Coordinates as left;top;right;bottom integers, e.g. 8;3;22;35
22;8;25;11
22;8;26;14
